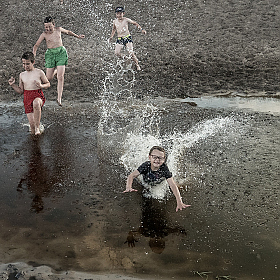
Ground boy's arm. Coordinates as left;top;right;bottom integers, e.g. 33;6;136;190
60;27;85;39
8;75;24;94
167;177;191;212
127;18;146;34
108;22;117;42
124;170;140;192
33;33;45;56
35;70;50;89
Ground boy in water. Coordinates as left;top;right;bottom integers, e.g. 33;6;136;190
8;52;50;135
108;6;146;71
33;16;85;106
124;146;191;212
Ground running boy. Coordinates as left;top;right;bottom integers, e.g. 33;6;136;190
33;16;85;106
124;146;191;212
108;6;146;71
8;52;50;135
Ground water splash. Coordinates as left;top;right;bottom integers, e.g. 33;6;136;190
119;116;237;199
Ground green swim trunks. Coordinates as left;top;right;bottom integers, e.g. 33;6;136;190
45;46;68;68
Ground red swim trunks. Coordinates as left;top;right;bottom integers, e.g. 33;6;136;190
23;89;46;114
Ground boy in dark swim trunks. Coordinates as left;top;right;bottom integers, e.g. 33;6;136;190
108;6;146;71
124;146;191;211
33;16;85;106
8;52;50;135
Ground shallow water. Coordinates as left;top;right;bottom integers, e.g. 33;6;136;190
180;96;280;115
0;95;279;280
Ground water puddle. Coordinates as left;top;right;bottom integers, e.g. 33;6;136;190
180;96;280;115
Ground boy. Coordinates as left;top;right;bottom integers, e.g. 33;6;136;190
124;146;191;212
8;52;50;135
108;6;146;71
33;16;85;106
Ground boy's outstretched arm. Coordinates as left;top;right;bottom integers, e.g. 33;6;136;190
167;177;191;212
8;75;23;94
124;170;140;192
128;19;147;35
61;27;85;38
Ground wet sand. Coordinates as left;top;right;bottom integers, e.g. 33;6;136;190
0;98;279;280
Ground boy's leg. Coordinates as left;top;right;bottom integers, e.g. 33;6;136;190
126;43;141;70
56;65;65;105
26;113;35;135
33;97;43;135
115;44;125;59
46;67;56;81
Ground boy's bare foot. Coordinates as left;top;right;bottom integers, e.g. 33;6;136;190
56;100;62;107
136;65;141;71
35;128;41;136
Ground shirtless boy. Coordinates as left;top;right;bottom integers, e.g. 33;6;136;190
33;16;85;106
124;146;191;212
108;7;146;71
8;52;50;136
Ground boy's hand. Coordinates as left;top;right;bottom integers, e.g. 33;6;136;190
78;35;85;39
123;188;138;193
8;77;15;86
176;202;191;212
35;80;42;88
141;29;147;35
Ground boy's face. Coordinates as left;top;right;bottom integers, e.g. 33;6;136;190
149;149;166;170
22;59;35;71
116;12;124;19
44;22;55;33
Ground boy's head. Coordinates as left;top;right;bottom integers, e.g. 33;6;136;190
148;146;166;169
115;6;125;18
22;52;35;71
44;16;55;33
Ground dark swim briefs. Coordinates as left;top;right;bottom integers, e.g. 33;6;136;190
23;89;45;114
116;34;133;46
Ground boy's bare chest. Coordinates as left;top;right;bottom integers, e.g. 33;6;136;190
45;31;61;43
115;20;128;32
22;71;40;85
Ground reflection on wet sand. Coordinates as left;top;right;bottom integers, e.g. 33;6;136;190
17;138;50;213
17;124;75;213
125;197;186;254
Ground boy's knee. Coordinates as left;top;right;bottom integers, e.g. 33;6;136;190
115;50;121;57
57;73;64;81
33;99;42;110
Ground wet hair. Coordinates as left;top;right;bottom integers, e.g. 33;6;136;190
115;6;125;13
44;16;55;24
22;52;35;63
149;146;166;157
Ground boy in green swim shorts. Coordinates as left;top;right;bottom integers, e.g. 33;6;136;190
108;7;146;71
33;16;85;106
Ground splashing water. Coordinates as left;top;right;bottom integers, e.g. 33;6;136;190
119;116;237;199
98;55;243;199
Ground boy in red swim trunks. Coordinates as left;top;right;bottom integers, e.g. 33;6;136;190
8;52;50;136
108;7;146;71
33;16;85;106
